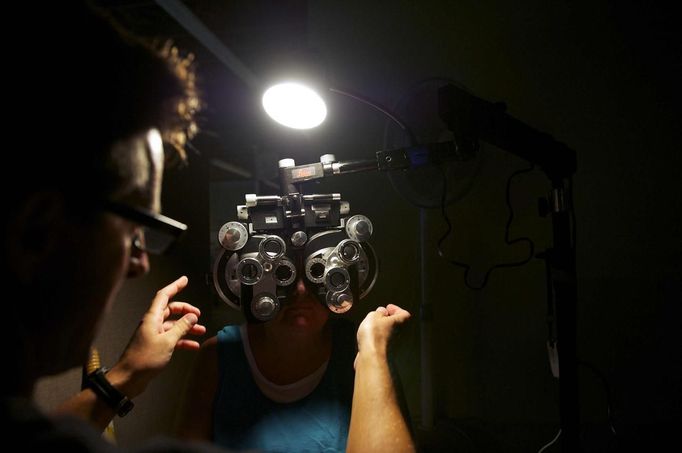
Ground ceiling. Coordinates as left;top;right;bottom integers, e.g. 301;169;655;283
97;1;320;185
96;1;680;190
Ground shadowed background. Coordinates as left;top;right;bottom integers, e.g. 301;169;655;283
35;1;680;451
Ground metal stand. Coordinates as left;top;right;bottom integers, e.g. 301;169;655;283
438;83;579;452
547;179;579;452
274;82;580;451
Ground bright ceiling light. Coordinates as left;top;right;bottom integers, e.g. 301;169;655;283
262;82;327;129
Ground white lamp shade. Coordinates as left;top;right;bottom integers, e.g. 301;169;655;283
262;82;327;129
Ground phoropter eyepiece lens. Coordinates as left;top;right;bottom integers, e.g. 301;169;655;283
337;239;361;263
305;257;326;284
237;257;263;285
325;267;350;292
274;259;296;286
258;236;286;261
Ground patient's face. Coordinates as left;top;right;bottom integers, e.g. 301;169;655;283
271;277;329;334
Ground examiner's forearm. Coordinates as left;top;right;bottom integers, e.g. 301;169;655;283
347;350;416;453
53;365;141;432
54;387;118;432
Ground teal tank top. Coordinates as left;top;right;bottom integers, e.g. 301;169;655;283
212;319;356;453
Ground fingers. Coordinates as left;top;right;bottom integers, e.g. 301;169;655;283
374;304;411;322
174;339;201;351
190;324;207;335
163;320;206;336
164;312;199;345
386;304;411;322
148;276;189;315
385;303;401;313
162;301;204;336
164;301;201;319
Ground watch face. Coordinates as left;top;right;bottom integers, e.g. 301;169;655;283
117;397;134;417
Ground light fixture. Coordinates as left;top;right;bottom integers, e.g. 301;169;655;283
261;79;417;145
262;82;327;129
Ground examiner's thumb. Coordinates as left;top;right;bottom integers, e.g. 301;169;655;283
169;313;198;341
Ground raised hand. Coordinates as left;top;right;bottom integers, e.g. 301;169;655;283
348;304;416;453
355;304;411;368
107;276;206;398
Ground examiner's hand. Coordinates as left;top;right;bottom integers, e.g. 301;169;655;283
106;276;206;397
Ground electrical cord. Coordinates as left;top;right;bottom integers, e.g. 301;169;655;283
537;429;561;452
535;360;616;452
568;175;576;249
578;360;618;436
382;77;485;209
437;163;536;290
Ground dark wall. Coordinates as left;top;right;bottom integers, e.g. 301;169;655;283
303;1;681;451
35;1;681;451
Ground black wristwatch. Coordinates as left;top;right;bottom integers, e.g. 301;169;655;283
85;367;134;417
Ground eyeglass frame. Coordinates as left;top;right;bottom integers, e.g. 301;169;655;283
102;200;188;255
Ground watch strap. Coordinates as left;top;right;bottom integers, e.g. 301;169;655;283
85;367;134;417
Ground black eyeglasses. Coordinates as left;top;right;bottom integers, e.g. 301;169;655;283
103;200;188;255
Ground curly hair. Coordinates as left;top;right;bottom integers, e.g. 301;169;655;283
7;2;202;208
90;2;202;166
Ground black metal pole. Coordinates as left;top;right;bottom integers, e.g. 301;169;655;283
547;179;579;452
438;84;580;450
